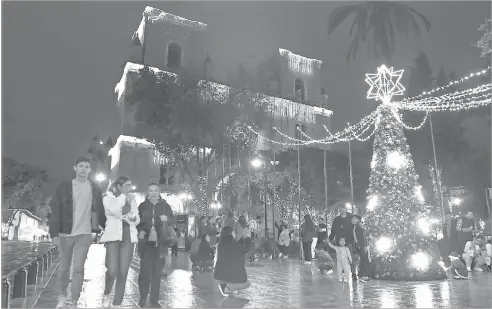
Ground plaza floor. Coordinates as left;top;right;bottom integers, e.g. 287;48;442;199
32;244;492;308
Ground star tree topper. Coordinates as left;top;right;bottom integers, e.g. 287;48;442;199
365;65;405;104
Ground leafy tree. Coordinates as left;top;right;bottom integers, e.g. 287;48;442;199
127;67;267;215
2;157;49;239
327;1;431;62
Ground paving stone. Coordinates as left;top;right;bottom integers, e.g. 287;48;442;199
32;244;492;308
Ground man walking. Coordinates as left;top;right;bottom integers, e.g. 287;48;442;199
49;157;104;308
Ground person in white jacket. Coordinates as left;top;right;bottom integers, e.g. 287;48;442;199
278;226;291;259
99;176;140;308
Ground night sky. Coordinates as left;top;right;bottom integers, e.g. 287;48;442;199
2;1;490;187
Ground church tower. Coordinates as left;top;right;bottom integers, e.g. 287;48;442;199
277;48;323;107
130;6;208;76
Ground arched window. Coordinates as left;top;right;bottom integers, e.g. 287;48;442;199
167;43;181;68
295;78;305;101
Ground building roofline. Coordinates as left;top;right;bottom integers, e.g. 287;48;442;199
278;48;323;66
6;209;42;222
143;6;208;30
115;62;333;124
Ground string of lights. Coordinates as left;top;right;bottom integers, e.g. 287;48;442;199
401;66;491;102
399;84;492;112
393;109;430;131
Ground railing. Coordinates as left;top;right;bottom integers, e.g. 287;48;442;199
1;247;59;308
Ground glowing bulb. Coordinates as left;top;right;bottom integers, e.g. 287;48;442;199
415;186;425;203
376;237;392;253
412;252;429;270
94;173;107;183
251;158;263;169
132;185;137;190
367;195;379;211
386;151;407;169
450;197;462;206
418;218;431;235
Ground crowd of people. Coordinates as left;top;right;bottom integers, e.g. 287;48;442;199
49;157;492;308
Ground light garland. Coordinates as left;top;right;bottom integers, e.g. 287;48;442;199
398;84;492;112
278;48;322;77
402;66;492;102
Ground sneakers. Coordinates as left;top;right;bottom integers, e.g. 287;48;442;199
56;295;69;309
326;269;333;275
218;283;230;297
474;268;484;272
279;253;283;258
304;261;312;265
467;267;472;272
102;294;112;308
360;277;372;282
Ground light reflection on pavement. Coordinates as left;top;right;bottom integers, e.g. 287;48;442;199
32;244;492;308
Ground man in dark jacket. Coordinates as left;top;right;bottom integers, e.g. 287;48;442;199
329;204;358;277
352;214;372;282
49;157;104;308
329;204;353;244
136;189;176;308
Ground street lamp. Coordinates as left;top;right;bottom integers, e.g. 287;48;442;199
251;158;263;169
211;201;221;217
94;173;107;183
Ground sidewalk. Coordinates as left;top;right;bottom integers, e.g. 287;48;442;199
33;244;492;308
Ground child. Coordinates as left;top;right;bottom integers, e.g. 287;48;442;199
352;214;372;282
191;235;214;272
327;237;352;282
214;226;251;297
463;235;486;271
314;248;334;274
448;252;468;279
278;227;291;259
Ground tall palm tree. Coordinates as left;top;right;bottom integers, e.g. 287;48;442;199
327;1;431;62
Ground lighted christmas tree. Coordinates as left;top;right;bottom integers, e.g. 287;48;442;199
364;66;446;280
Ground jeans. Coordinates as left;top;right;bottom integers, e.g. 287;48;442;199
58;234;92;301
358;249;372;278
138;242;165;304
170;244;178;256
104;226;134;306
302;241;312;261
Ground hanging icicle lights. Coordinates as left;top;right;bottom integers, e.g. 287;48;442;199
248;66;492;146
278;48;322;77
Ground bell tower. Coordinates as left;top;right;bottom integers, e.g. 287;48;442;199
277;48;323;107
130;6;208;76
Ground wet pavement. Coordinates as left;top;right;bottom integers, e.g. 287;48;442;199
1;241;54;276
33;244;492;308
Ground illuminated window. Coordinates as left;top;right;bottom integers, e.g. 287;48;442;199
295;78;305;101
295;123;306;140
167;43;182;68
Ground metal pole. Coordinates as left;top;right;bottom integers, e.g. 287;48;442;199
264;170;267;242
221;144;225;205
248;151;251;214
272;150;276;259
297;143;302;260
429;114;444;223
140;16;148;65
348;138;355;213
324;149;328;225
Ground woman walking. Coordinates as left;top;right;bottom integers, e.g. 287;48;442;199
214;226;251;297
136;183;176;308
300;214;317;264
100;177;140;308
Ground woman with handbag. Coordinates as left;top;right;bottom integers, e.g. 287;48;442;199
100;177;140;308
136;183;176;308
